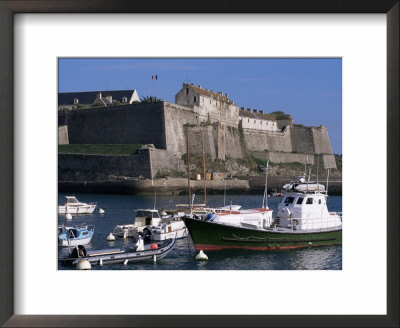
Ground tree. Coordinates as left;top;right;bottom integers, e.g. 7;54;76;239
140;96;162;103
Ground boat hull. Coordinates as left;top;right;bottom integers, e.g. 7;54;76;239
58;205;96;214
60;238;176;266
150;227;188;241
58;234;93;247
184;217;342;251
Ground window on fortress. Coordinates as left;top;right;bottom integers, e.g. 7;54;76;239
185;88;189;95
210;100;212;104
248;119;249;123
194;96;197;103
254;120;256;124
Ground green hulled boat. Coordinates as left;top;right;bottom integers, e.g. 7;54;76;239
184;171;342;251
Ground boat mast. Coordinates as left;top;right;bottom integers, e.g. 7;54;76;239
186;126;191;212
202;125;206;206
326;167;330;194
317;153;320;192
262;161;269;209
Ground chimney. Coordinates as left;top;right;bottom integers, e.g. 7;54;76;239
225;93;228;98
106;95;113;103
218;91;223;95
258;110;263;113
198;85;202;88
247;108;251;112
240;107;244;110
253;109;257;113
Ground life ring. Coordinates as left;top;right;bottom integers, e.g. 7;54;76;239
292;219;299;226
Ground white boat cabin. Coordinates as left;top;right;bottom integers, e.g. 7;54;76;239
276;189;342;231
134;209;162;230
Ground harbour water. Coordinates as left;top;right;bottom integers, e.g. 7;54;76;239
58;193;342;270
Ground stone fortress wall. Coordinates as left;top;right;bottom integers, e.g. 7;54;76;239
59;83;338;179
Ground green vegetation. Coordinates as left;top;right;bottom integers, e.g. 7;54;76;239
58;144;142;155
270;111;292;120
113;101;122;106
90;102;105;107
140;96;163;103
334;154;342;172
77;104;88;109
181;153;228;174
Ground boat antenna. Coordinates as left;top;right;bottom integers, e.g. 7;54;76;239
262;161;269;209
308;165;312;182
185;126;191;212
153;189;157;210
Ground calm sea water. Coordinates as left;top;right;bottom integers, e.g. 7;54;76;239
58;193;342;270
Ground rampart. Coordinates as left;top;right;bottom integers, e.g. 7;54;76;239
60;102;166;148
58;101;337;170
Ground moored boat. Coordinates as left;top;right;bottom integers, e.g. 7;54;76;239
58;196;96;214
59;235;176;266
184;164;342;251
58;224;95;247
150;217;188;241
113;209;162;238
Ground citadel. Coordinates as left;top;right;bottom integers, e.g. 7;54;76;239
58;83;337;181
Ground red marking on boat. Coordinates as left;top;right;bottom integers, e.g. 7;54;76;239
194;243;340;252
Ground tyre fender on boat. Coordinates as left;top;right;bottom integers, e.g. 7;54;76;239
292;219;299;226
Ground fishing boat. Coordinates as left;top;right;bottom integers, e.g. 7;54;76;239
58;224;94;247
58;196;96;214
184;163;342;251
113;209;162;238
59;234;176;266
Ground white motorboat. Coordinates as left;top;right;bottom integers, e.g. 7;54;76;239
113;209;162;238
58;196;96;214
150;217;188;241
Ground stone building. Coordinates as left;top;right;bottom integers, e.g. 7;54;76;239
175;83;239;126
58;89;139;110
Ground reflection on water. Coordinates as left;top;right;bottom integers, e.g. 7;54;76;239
58;193;342;270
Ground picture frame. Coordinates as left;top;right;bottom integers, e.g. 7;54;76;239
0;0;398;327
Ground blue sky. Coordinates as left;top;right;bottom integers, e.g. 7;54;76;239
58;58;342;154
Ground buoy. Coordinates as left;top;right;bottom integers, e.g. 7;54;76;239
150;243;158;250
123;259;128;265
107;233;115;241
196;250;208;261
99;208;105;214
65;213;72;220
76;259;91;270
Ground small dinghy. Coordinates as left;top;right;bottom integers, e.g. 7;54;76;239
59;231;176;267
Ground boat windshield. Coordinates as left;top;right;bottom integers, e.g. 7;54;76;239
66;197;79;204
284;197;295;204
136;210;159;218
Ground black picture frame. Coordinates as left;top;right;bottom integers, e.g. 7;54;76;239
0;1;398;327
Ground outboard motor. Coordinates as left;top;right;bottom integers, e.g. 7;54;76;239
69;245;87;258
141;226;153;240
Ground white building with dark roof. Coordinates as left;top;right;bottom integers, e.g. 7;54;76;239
58;89;139;110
